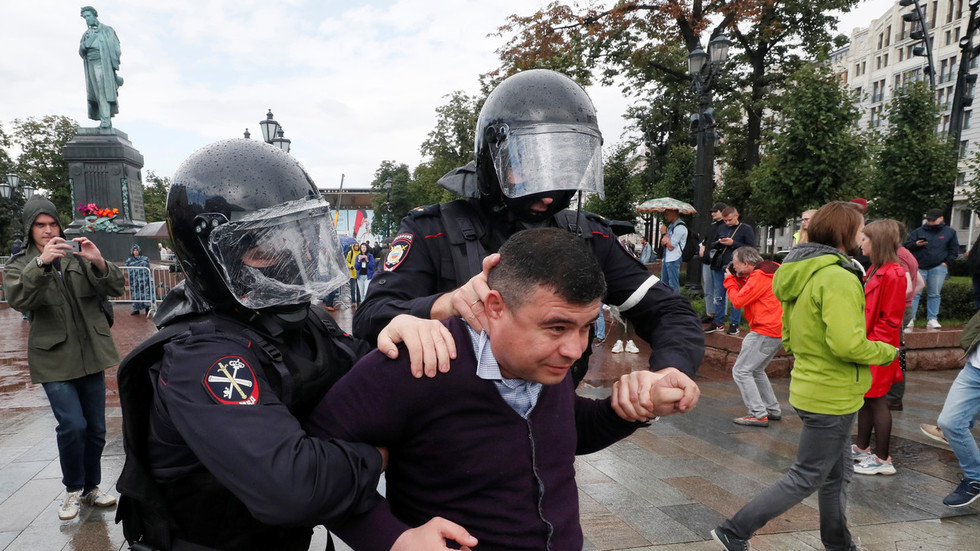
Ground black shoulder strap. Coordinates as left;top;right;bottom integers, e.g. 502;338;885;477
553;209;594;239
439;199;488;284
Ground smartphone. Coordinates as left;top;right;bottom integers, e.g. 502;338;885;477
70;241;81;253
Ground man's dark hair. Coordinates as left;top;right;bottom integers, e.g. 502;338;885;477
489;228;605;309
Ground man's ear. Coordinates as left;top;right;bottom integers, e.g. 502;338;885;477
485;290;506;320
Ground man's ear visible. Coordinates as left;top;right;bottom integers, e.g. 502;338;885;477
485;290;505;320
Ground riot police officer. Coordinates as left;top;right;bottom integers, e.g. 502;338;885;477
354;69;704;381
115;139;471;550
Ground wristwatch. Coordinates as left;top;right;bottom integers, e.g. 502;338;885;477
35;256;46;268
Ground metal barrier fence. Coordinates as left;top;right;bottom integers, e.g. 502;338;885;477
0;262;185;306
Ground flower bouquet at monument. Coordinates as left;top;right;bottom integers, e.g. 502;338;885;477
78;202;122;232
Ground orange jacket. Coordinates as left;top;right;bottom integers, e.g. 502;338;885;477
723;260;782;339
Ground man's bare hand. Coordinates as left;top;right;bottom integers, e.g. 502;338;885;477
431;253;500;334
390;517;478;551
611;368;700;422
377;315;457;378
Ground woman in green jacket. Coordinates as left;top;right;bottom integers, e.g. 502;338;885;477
712;201;898;551
4;196;125;521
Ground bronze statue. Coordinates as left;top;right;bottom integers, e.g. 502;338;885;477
79;6;122;129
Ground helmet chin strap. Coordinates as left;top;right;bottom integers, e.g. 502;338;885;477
245;303;310;335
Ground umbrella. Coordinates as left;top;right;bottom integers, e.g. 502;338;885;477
636;197;697;215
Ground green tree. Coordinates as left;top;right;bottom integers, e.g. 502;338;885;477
871;80;957;230
584;142;642;223
143;171;171;222
411;91;480;206
369;161;413;237
0;124;20;251
747;63;869;227
10;116;77;223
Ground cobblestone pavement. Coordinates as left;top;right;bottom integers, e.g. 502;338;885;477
1;305;977;550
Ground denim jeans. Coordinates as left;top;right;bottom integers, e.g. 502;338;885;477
356;275;371;303
937;363;980;481
732;332;782;418
661;260;681;293
595;303;606;340
710;269;742;327
41;371;107;492
910;264;948;322
702;263;714;318
722;409;857;551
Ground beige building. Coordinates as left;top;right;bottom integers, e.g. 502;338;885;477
833;0;978;249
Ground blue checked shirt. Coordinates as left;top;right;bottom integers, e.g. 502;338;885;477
466;324;542;418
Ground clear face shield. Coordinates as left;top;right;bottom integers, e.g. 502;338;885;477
490;123;604;199
205;199;350;311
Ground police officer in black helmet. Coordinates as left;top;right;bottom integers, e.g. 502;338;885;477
115;139;473;550
354;69;704;382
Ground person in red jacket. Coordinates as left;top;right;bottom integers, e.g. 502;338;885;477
853;220;907;476
723;247;784;427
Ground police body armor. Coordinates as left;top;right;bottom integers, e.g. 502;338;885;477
115;307;363;551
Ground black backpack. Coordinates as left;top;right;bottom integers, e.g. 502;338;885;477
676;221;700;262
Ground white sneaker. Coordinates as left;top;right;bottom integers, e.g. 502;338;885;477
927;319;942;329
80;486;116;507
59;491;81;520
906;319;914;328
611;340;624;353
851;444;872;462
854;454;896;475
624;340;640;353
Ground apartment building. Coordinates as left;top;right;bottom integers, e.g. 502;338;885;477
834;0;979;248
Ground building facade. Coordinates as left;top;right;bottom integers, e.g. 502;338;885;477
834;0;979;249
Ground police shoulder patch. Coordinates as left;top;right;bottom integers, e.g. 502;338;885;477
385;233;414;271
202;355;260;405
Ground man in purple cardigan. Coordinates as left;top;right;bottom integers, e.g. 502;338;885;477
308;228;700;550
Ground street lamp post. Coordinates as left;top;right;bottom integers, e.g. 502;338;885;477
1;173;34;247
945;0;980;220
382;178;393;238
258;110;292;153
686;32;731;296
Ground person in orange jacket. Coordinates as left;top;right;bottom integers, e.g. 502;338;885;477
723;246;783;427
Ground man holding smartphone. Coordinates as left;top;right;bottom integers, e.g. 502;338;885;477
3;195;124;521
904;208;959;328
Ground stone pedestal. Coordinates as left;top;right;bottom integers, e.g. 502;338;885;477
63;127;146;261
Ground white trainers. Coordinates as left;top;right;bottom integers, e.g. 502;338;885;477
59;491;81;520
906;319;914;328
851;444;872;462
80;486;117;507
611;340;624;353
624;340;640;354
927;319;942;329
854;454;896;475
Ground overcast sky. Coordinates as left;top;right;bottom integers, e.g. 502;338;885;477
3;0;891;191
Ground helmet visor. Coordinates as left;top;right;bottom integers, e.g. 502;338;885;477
492;124;604;199
207;199;349;310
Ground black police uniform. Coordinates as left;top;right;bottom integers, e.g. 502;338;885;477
354;198;705;378
116;288;381;551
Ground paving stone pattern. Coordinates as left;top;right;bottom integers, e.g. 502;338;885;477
0;306;977;550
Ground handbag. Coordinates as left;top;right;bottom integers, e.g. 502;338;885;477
101;297;114;327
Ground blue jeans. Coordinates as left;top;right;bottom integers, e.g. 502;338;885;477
702;263;714;318
595;303;606;340
910;264;948;322
710;269;742;327
41;371;107;492
723;410;857;550
937;363;980;481
661;260;681;293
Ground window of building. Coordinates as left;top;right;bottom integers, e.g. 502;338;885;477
964;110;972;129
886;25;892;46
931;1;938;28
960;140;969;158
946;30;952;45
884;53;889;67
895;74;902;89
948;0;954;22
956;27;962;42
878;33;884;49
959;209;972;230
899;48;905;62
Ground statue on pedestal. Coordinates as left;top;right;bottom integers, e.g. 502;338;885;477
79;6;122;129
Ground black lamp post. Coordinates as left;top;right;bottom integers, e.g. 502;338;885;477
900;0;938;89
686;31;732;295
1;173;33;246
382;178;393;238
945;0;980;220
258;110;292;153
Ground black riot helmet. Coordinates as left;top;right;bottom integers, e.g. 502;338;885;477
475;69;604;223
167;139;348;319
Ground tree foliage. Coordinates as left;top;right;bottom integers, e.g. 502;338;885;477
871;80;957;231
410;91;480;208
10;116;77;223
143;171;170;223
584;142;643;223
747;63;869;227
369;161;413;237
